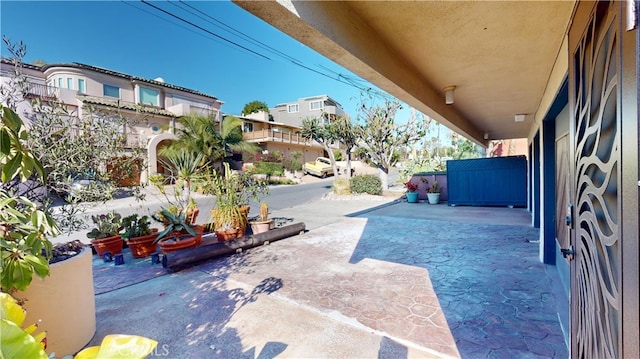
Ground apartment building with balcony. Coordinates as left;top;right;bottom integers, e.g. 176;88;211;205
237;110;326;164
1;58;223;184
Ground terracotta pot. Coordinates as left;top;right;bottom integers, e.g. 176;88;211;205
216;228;240;242
90;235;123;257
158;225;204;253
211;205;249;237
250;220;273;234
125;229;159;259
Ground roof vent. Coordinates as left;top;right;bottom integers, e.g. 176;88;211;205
154;77;165;83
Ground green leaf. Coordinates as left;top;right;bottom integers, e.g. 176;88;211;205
0;293;26;326
0;128;11;155
0;293;48;359
0;318;48;359
1;105;22;131
1;152;22;182
23;254;50;279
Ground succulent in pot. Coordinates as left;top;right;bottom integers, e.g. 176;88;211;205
122;214;158;259
152;207;203;253
249;202;274;235
121;214;153;239
86;211;123;239
86;211;123;257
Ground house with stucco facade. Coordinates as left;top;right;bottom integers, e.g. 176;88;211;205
0;58;223;184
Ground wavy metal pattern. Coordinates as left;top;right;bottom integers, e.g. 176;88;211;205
572;3;620;358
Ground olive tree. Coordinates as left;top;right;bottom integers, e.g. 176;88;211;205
356;97;428;190
1;38;146;233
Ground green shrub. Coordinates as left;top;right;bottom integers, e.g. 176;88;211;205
333;177;351;195
283;158;303;172
350;174;382;195
268;177;296;185
333;150;343;161
254;161;284;176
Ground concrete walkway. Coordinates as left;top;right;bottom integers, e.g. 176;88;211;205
88;197;568;358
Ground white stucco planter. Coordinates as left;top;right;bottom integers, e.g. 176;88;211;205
20;248;96;356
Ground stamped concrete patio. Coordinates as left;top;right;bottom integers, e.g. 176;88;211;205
90;200;568;358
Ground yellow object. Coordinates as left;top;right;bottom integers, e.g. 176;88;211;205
75;334;157;359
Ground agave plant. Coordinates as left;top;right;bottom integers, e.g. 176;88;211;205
152;207;197;244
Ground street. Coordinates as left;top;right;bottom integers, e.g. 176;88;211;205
50;176;336;244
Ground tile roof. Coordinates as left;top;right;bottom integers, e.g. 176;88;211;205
79;94;177;117
42;62;219;101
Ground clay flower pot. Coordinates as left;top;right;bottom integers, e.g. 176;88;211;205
215;228;240;242
125;229;159;259
91;235;123;257
158;225;204;254
250;220;273;234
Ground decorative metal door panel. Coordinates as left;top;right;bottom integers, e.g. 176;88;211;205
555;135;570;252
569;2;621;358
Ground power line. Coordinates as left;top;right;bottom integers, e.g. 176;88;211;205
140;0;271;60
175;0;299;64
141;0;370;91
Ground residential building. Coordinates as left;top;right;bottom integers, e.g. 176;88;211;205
268;94;346;127
236;111;325;164
0;59;223;183
236;0;638;357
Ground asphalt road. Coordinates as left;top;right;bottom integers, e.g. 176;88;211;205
50;175;335;244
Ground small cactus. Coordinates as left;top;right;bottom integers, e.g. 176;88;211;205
259;202;269;221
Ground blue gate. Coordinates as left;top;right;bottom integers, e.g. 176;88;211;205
446;156;527;207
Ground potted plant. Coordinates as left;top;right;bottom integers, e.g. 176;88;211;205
86;211;123;257
122;214;158;259
249;202;274;235
1;105;94;356
427;180;441;204
404;180;419;203
150;149;206;226
207;162;268;241
152;207;203;254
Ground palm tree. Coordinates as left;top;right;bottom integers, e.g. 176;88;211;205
219;115;260;160
163;114;259;167
164;114;221;168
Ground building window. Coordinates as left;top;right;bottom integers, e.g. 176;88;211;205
77;79;85;93
243;122;254;133
57;78;63;87
309;100;324;111
103;84;120;98
67;78;73;89
139;86;159;106
287;104;299;113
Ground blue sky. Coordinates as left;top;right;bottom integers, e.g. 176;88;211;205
1;0;397;119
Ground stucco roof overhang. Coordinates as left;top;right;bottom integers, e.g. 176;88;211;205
234;0;576;146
